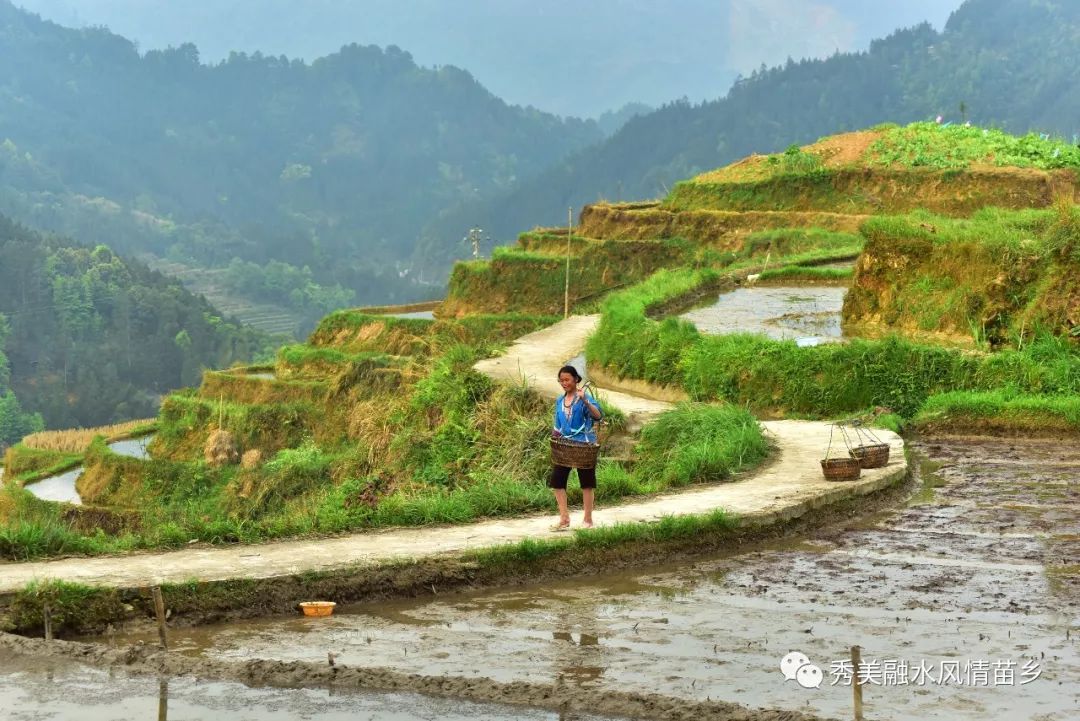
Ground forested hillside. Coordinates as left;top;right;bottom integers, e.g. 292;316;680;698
0;0;601;321
0;214;272;430
413;0;1080;274
0;313;41;447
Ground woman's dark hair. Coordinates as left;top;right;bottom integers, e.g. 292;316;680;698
557;365;582;382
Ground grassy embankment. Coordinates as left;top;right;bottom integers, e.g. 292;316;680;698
845;205;1080;348
586;217;1080;434
0;309;768;561
441;237;693;316
666;122;1080;215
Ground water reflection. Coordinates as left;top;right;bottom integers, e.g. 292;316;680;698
679;286;846;346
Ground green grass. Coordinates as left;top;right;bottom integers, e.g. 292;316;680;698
914;390;1080;435
2;446;83;484
850;206;1080;346
0;307;767;560
633;403;769;488
741;227;864;258
869;122;1080;170
467;507;739;567
588;265;1080;419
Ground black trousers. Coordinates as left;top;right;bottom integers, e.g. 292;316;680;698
548;464;597;489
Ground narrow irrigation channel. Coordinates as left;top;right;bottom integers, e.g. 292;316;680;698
75;437;1078;721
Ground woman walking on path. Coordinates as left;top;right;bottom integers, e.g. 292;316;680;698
549;364;602;530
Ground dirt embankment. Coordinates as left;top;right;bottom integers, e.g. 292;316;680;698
0;631;833;721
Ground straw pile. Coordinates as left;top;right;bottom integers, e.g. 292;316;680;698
204;428;239;467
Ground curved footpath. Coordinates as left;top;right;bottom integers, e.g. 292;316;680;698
0;315;906;595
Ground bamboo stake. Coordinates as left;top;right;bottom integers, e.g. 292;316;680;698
43;601;53;641
564;207;572;318
152;586;168;650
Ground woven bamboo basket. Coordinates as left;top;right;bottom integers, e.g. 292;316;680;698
820;457;862;481
850;442;890;469
550;437;600;469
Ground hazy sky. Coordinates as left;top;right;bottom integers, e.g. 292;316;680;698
15;0;965;117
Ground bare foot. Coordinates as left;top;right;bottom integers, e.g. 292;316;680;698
550;517;570;532
581;519;594;529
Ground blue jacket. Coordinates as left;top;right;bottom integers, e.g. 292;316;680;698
553;393;602;443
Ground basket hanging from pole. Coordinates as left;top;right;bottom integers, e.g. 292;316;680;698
848;420;890;469
550;436;600;469
820;422;861;481
550;381;603;469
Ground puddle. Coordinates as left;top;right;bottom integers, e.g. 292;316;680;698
679;286;846;346
22;435;155;505
105;438;1079;720
23;466;83;505
0;650;616;721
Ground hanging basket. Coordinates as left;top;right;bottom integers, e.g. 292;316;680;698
847;421;890;468
850;442;890;469
821;422;861;481
550;383;603;469
550;437;600;469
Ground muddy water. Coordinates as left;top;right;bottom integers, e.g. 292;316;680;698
0;650;620;721
679;286;846;346
106;438;1079;720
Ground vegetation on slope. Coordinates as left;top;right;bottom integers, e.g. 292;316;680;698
587;258;1080;421
0;310;768;560
845;205;1080;347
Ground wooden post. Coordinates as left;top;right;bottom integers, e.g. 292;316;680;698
564;207;572;318
152;586;168;650
43;601;53;641
158;678;168;721
851;644;864;721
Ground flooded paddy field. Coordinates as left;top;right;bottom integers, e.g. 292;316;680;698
99;438;1079;720
679;286;847;346
0;649;628;721
22;434;156;505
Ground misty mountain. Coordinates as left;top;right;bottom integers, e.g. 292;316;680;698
413;0;1080;274
0;0;601;311
15;0;961;118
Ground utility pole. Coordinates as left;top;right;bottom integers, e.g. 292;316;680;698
464;227;488;259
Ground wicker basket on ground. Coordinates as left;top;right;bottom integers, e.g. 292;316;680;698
820;457;862;481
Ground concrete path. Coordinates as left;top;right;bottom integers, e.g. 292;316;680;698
474;314;669;432
0;315;907;594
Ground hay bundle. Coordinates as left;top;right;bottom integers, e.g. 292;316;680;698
204;428;239;467
241;448;263;470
